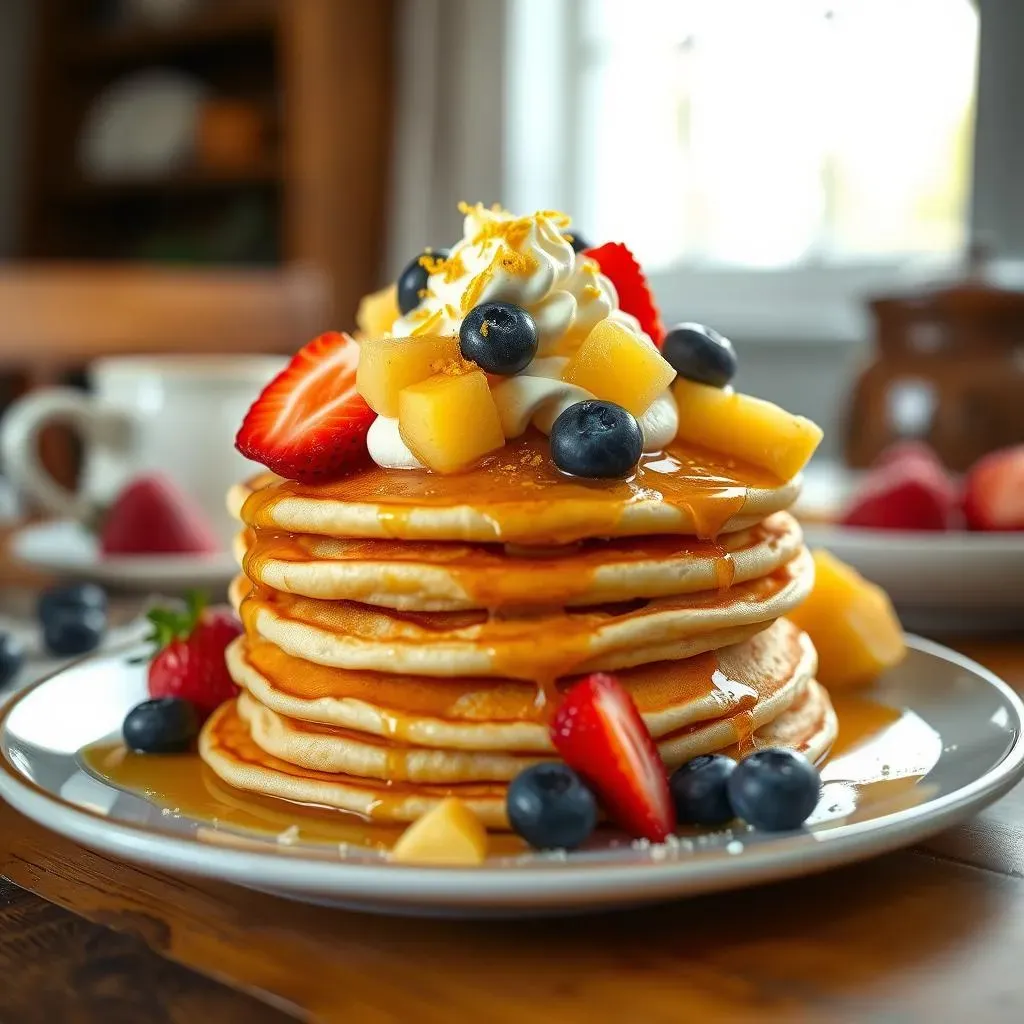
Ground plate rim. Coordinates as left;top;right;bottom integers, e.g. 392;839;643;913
9;520;236;582
2;636;1023;909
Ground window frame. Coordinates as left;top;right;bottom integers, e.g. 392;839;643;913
503;0;1014;344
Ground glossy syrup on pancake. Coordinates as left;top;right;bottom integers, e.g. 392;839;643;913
240;433;783;544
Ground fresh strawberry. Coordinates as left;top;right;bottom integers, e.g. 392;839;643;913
147;592;243;717
235;331;375;484
551;672;675;842
963;445;1024;531
100;475;219;555
841;458;959;531
583;242;665;347
872;440;944;473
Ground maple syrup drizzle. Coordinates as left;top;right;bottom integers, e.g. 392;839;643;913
79;690;934;850
239;433;782;545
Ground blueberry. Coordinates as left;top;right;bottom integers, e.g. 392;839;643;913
38;583;107;627
507;762;598;850
662;323;737;388
397;248;451;315
43;606;106;657
670;754;736;826
122;697;198;754
0;633;24;689
566;231;590;253
460;302;539;375
727;748;821;832
550;400;643;479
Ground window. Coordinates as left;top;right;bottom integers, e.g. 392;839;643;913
505;0;982;340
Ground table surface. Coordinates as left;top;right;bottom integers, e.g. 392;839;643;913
2;529;1024;1023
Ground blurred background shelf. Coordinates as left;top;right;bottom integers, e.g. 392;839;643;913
62;0;278;66
56;159;282;202
20;0;394;325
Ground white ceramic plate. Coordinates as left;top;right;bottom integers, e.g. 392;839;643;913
9;520;236;595
0;637;1021;917
799;463;1024;632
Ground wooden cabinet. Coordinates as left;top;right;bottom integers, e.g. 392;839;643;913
18;0;395;330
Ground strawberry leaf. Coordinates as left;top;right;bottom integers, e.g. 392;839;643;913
145;590;209;657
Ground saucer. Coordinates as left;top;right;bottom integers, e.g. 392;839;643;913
9;520;236;594
798;463;1024;633
0;637;1021;917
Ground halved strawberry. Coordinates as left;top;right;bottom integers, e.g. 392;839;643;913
963;445;1024;531
551;672;676;842
583;242;665;347
235;332;375;484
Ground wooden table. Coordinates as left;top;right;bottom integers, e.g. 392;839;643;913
1;536;1023;1021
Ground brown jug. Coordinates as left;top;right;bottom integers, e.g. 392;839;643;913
845;252;1024;471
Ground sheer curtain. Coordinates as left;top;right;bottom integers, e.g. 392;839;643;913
386;0;507;277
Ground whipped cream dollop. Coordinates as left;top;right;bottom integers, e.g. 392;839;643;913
370;204;676;471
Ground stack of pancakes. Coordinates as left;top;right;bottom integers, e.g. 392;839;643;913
203;434;836;830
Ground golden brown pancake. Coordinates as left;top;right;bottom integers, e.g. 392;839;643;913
226;618;817;752
229;434;802;545
200;679;836;827
234;511;804;611
230;546;813;680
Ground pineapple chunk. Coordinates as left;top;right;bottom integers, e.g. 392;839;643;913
357;335;462;417
356;284;400;339
673;377;823;481
788;549;906;690
562;318;676;416
398;369;505;473
391;798;488;865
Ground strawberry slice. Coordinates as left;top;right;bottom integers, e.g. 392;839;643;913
235;331;375;484
583;242;665;347
99;474;219;555
841;459;959;531
551;672;676;842
963;445;1024;531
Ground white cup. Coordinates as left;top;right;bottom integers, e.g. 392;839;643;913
0;354;286;546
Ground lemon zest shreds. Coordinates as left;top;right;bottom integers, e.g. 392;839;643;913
410;309;445;336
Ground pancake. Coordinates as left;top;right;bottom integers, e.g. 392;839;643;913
231;546;813;679
225;618;818;751
229;434;802;545
235;511;804;611
201;680;836;827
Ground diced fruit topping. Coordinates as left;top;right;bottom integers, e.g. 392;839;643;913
506;762;598;850
550;400;642;480
551;672;676;843
122;697;199;754
566;230;590;253
99;474;219;556
788;549;906;690
398;369;505;474
726;748;821;832
840;457;958;531
43;606;106;657
672;378;823;481
146;593;243;717
356;283;400;338
563;318;676;416
236;332;375;484
460;302;539;375
397;248;451;316
662;323;737;389
583;242;665;346
0;633;24;690
669;754;736;826
38;582;107;624
963;444;1024;531
391;797;488;865
357;334;463;417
